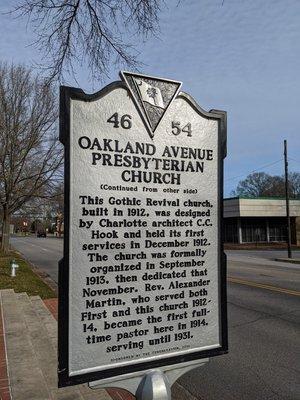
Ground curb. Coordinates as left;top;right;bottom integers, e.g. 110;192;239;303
10;248;58;296
274;258;300;265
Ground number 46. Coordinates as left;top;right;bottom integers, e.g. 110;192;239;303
107;112;132;129
172;121;192;137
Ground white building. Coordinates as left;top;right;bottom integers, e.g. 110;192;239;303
224;197;300;245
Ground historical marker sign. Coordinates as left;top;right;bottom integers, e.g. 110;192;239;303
58;72;227;387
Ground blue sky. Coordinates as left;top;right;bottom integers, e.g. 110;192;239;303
1;0;299;196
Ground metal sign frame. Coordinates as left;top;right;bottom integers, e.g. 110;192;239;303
58;79;228;388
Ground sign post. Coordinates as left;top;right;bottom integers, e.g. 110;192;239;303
58;72;227;396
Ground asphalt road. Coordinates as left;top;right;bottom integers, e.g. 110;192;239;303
11;235;63;283
10;236;300;400
176;270;300;400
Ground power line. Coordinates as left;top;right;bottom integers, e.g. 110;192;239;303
288;157;300;166
225;159;283;182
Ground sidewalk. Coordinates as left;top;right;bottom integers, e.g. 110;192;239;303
0;300;10;400
0;290;133;400
43;298;134;400
0;292;190;400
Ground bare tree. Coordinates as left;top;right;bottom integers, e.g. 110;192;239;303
232;171;300;198
38;182;64;236
289;172;300;198
232;172;273;198
0;63;62;253
14;0;161;81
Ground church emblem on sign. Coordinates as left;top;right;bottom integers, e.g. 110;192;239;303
120;71;182;138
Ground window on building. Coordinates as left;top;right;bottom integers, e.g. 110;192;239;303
269;218;287;242
241;218;267;243
224;218;238;243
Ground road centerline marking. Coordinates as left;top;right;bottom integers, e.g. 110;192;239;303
228;277;300;297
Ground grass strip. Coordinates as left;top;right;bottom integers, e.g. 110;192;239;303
0;250;56;299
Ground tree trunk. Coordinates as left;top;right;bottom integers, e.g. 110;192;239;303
1;206;10;254
58;219;62;237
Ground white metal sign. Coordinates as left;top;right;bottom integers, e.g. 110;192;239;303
58;72;227;387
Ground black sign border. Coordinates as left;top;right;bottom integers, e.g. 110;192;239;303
58;81;228;387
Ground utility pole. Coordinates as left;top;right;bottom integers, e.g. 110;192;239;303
284;140;292;258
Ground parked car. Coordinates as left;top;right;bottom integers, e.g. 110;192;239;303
37;230;46;238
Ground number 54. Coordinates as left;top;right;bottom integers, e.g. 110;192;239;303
172;121;192;136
